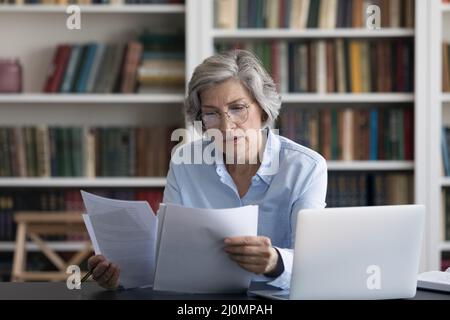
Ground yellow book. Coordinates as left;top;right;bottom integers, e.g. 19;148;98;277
342;109;354;161
216;0;237;29
350;41;362;93
443;43;450;92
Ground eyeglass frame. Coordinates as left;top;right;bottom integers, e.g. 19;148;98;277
197;100;255;129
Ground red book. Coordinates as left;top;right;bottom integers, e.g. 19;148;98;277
43;45;71;93
279;0;285;28
271;41;280;92
44;45;71;93
396;41;405;92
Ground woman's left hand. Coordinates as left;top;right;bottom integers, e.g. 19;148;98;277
223;236;278;275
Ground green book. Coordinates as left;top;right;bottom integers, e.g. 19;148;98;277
62;127;72;177
307;0;320;28
71;127;83;177
397;109;405;160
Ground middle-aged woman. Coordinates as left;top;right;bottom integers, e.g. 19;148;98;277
88;49;328;290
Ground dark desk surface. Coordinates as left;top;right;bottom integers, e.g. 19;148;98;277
0;282;449;300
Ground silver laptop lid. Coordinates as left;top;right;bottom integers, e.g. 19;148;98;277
290;205;425;300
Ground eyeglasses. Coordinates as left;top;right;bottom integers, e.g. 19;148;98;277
200;102;251;128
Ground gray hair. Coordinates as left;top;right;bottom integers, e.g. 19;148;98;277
185;49;282;130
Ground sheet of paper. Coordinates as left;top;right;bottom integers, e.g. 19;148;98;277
81;190;158;289
82;214;101;254
153;203;258;293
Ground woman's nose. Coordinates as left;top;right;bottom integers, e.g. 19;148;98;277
219;113;236;131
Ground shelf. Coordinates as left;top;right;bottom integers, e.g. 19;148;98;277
441;178;450;187
442;4;450;13
0;4;185;13
0;94;185;104
281;93;414;103
439;242;450;251
0;163;414;188
326;161;414;171
443;94;450;103
0;178;167;187
0;241;89;252
212;28;415;39
0;93;413;104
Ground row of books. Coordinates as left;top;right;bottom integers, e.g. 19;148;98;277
137;32;185;94
279;107;414;161
0;188;164;241
0;0;183;4
443;42;450;93
215;0;415;29
216;39;414;93
326;172;414;208
43;34;185;94
0;126;177;178
444;189;450;241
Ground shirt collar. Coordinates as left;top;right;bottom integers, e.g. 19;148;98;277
214;128;281;186
256;128;281;184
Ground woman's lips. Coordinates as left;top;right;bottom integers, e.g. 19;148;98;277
224;136;244;143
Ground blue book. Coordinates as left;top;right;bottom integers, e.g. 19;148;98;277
60;45;82;93
86;43;105;93
75;43;97;93
442;128;450;176
370;109;378;160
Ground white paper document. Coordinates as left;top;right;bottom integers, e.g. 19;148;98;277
153;203;258;294
80;190;158;289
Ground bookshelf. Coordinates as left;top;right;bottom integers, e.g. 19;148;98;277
326;161;414;171
0;4;185;13
0;94;185;104
430;0;450;271
0;241;88;252
281;93;414;103
0;177;166;187
0;2;186;264
188;0;429;270
212;28;416;39
443;94;450;102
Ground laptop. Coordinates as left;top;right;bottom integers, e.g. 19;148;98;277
249;205;425;300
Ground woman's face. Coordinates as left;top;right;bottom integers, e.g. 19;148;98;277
199;79;265;164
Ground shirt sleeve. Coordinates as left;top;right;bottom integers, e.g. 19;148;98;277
162;161;183;205
267;158;328;289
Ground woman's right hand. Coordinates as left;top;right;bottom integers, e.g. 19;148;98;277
87;255;120;290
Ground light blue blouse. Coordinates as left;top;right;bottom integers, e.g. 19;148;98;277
163;129;328;289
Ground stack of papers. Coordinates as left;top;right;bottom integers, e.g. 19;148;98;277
154;203;258;293
81;191;158;289
80;191;259;293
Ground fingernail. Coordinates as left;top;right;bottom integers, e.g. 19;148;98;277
224;238;230;244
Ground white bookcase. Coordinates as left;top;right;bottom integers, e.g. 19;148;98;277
0;0;434;272
187;0;429;270
429;0;450;271
0;3;187;253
